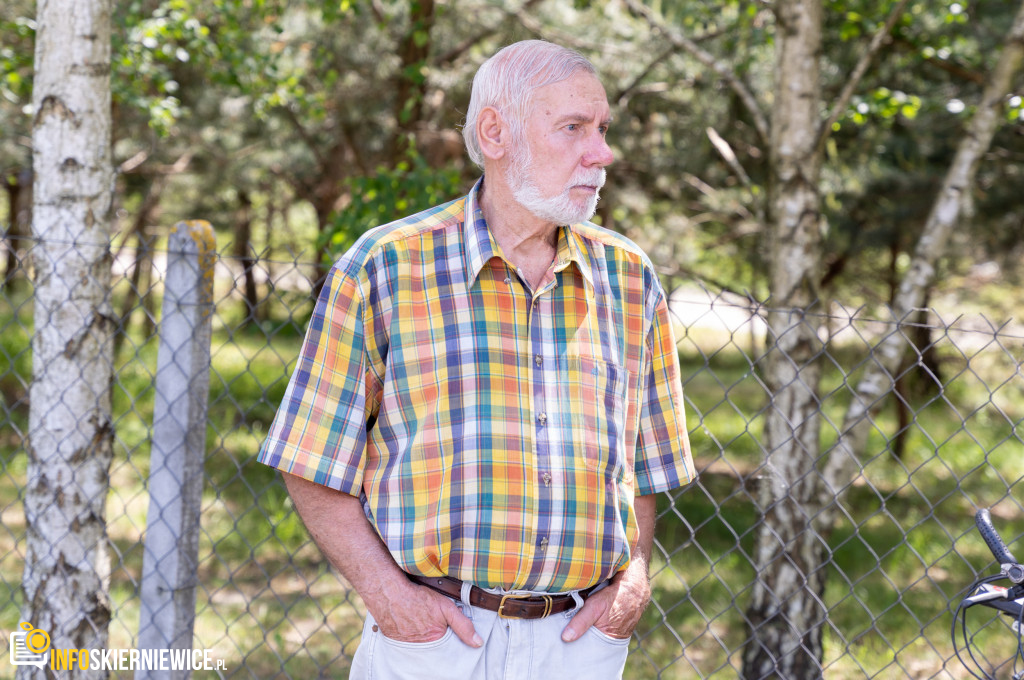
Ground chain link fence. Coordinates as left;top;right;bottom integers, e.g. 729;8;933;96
1;230;1022;679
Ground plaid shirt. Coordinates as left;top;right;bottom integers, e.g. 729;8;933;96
259;179;694;592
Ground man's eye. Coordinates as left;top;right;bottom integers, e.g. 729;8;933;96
566;124;579;131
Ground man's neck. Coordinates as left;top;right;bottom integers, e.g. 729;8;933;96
479;176;559;291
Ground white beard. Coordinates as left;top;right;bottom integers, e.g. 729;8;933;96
506;143;606;226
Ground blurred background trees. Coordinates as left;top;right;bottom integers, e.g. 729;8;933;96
5;0;1022;304
3;0;1023;677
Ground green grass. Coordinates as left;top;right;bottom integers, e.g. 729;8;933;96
1;282;1022;679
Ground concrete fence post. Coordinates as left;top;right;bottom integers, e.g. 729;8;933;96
136;221;216;679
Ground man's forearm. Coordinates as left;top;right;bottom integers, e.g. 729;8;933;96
609;493;655;598
282;472;481;645
613;493;655;583
633;493;656;566
282;472;410;609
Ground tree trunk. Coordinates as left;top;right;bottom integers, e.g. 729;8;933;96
312;206;333;297
233;190;260;322
3;167;32;291
742;1;828;678
113;176;163;356
392;0;436;161
21;0;114;677
819;0;1024;516
3;175;22;287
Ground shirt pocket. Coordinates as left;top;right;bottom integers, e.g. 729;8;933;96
565;355;632;479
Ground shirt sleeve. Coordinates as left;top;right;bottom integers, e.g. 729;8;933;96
633;290;696;495
257;264;381;494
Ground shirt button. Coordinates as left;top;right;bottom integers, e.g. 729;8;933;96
542;472;552;486
537;412;547;425
534;354;542;367
503;277;511;285
539;538;548;552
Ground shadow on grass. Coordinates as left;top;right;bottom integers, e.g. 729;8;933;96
2;289;1022;678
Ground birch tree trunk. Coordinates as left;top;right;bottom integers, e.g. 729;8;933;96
742;0;828;677
623;0;1021;675
20;0;115;677
818;0;1024;521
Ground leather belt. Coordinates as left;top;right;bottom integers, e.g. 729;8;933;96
408;574;600;620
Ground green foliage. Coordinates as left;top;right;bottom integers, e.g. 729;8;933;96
4;291;1021;677
0;15;33;105
0;2;34;170
4;0;1021;299
112;0;285;136
5;1;1024;675
1008;94;1024;123
320;146;463;262
846;87;923;126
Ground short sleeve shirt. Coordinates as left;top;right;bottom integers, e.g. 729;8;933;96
258;178;695;592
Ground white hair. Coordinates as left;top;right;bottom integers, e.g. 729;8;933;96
462;40;597;168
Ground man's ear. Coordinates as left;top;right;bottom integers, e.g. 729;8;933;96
477;106;509;161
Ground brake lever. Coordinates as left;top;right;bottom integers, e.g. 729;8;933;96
965;582;1024;619
1004;563;1024;585
976;509;1024;584
964;584;1010;606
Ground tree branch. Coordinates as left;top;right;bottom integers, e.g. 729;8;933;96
613;45;676;105
892;36;987;83
706;126;752;186
435;0;547;67
340;121;369;176
656;263;763;309
819;0;1024;519
283;103;328;169
622;0;770;145
816;0;913;153
369;0;386;24
119;148;195;175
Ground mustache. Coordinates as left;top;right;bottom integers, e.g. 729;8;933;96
569;168;606;189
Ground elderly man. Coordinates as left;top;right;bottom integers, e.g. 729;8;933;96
258;39;695;679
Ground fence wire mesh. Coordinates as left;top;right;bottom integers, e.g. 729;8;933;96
1;231;1022;679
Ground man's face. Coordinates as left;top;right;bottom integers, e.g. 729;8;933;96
505;72;615;226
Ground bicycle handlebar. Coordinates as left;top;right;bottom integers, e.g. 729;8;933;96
954;510;1024;680
975;508;1018;566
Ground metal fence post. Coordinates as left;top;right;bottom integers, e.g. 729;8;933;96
136;221;216;678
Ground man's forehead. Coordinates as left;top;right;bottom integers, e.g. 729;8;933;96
530;73;610;114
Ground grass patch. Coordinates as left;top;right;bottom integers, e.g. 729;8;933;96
1;281;1022;678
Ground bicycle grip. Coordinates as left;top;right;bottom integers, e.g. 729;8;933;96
976;508;1018;565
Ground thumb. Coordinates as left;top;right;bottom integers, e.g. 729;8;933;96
442;600;484;648
561;600;600;643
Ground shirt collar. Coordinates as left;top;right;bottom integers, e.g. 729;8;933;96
557;224;595;290
463;177;497;287
462;176;596;292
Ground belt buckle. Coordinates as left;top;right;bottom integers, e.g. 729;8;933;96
498;592;553;619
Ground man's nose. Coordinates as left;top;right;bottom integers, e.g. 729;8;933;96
584;133;614;168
